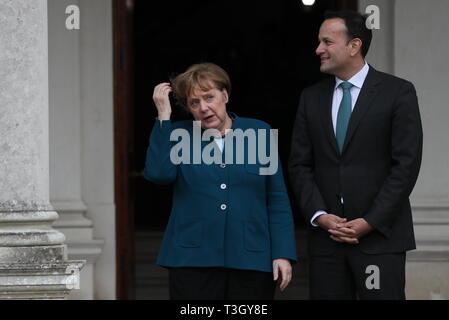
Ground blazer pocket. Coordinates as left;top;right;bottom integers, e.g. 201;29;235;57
175;217;203;248
244;220;269;252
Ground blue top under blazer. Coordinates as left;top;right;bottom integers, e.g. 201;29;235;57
144;114;297;272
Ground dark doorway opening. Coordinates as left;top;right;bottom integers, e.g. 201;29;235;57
115;0;357;299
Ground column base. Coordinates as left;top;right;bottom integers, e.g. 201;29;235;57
0;260;85;300
0;245;67;264
406;203;449;299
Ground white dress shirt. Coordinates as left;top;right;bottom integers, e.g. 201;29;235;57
311;62;370;227
214;137;224;152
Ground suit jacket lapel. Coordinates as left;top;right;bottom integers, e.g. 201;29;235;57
342;66;382;154
320;78;340;155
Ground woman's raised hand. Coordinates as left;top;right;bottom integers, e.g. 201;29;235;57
153;82;173;120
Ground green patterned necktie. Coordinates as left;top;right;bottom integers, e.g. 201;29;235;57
336;81;354;153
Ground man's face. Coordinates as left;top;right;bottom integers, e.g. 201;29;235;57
187;86;229;132
316;18;353;75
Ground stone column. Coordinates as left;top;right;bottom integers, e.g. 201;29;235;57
78;0;116;299
359;0;449;299
47;0;104;300
358;0;395;73
0;0;84;299
394;0;449;300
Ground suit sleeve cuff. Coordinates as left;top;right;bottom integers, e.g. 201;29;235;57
311;211;327;227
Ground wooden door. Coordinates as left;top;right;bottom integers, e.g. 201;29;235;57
114;0;135;300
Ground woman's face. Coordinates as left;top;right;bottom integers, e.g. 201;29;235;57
187;86;229;133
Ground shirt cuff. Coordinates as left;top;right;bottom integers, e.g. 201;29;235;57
311;211;328;227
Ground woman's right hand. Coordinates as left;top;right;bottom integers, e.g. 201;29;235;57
153;82;173;120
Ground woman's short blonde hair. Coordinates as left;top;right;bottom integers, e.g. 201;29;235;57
171;63;231;110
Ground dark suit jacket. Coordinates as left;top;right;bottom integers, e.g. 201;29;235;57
288;66;423;255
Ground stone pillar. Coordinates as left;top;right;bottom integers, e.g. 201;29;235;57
359;0;449;299
358;0;395;73
394;0;449;299
78;0;116;299
0;0;84;299
47;0;104;300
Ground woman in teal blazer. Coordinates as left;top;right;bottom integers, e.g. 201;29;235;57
144;63;297;300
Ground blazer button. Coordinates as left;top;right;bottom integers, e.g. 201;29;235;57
220;204;227;210
220;183;227;190
220;164;226;168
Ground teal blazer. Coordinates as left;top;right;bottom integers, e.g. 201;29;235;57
144;114;297;272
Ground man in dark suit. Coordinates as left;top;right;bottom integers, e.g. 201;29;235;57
288;11;423;299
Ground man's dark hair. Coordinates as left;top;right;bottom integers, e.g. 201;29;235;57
324;10;373;58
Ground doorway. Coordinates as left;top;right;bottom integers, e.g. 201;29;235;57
115;0;358;300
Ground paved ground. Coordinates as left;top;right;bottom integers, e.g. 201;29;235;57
134;228;309;300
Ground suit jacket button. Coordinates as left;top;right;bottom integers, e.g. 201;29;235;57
220;204;227;210
220;183;227;190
